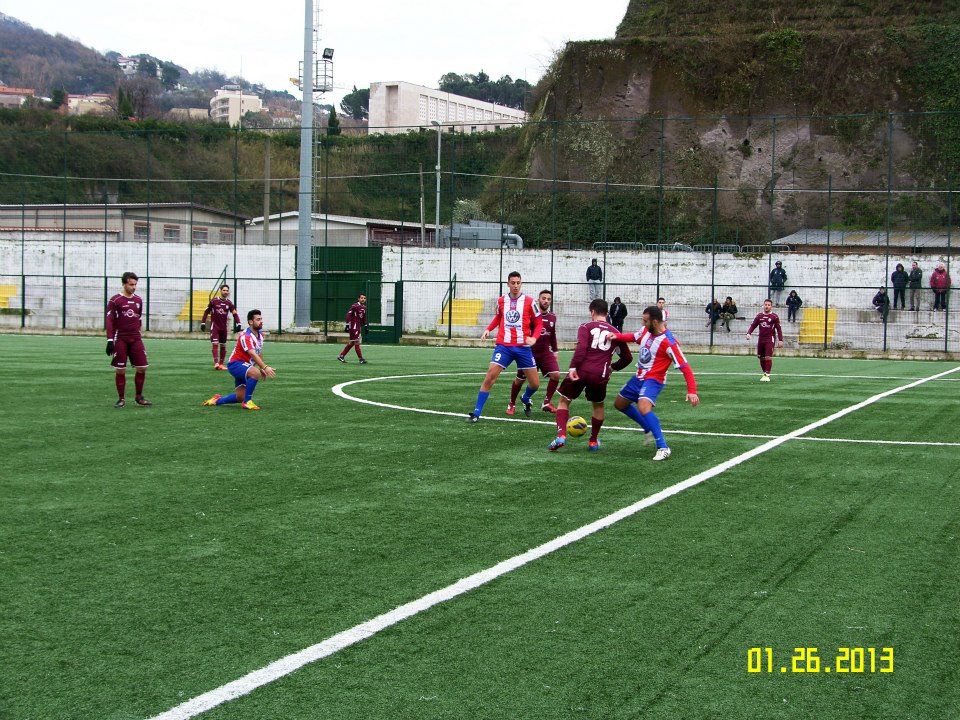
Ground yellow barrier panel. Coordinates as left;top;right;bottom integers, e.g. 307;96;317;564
798;307;837;344
0;284;17;309
178;290;213;321
439;298;484;326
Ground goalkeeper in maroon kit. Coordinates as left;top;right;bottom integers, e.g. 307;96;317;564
549;299;632;452
200;284;242;370
337;293;368;364
105;271;151;408
746;298;784;381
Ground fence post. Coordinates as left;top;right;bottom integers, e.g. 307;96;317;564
551;121;558;249
768;116;777;246
103;189;109;321
825;175;833;350
278;179;283;334
656;116;665;298
709;175;718;348
323;137;330;336
499;178;505;296
946;174;953;354
447;132;457;341
145;131;152;332
62;130;68;330
20;183;26;329
603;176;609;297
883;112;894;353
188;184;195;333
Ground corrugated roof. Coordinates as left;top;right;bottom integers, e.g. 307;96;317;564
778;229;956;248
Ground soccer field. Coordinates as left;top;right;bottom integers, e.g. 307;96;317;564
3;334;959;720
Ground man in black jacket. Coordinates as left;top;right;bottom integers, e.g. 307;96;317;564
608;296;628;331
891;263;908;310
908;261;923;311
769;261;787;306
720;296;738;332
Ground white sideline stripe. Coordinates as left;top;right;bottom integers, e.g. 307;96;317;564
697;371;960;381
148;365;960;720
331;372;960;448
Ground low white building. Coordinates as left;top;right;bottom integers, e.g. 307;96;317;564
65;93;112;116
368;81;527;135
209;85;263;127
117;56;139;76
0;86;34;109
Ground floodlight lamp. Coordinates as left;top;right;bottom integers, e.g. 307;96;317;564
322;48;334;60
430;120;441;126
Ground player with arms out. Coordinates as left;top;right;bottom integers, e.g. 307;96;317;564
613;305;699;461
105;271;151;408
746;298;784;381
202;309;276;410
549;299;632;452
200;283;242;370
337;293;368;364
508;288;562;415
467;271;542;422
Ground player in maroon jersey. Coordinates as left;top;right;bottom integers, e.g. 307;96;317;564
508;289;562;415
746;298;784;381
200;284;242;370
338;294;368;364
105;271;151;408
549;299;633;452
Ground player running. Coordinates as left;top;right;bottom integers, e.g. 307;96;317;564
613;305;699;461
337;293;368;364
508;288;562;415
200;283;242;370
467;271;543;422
549;299;632;452
105;271;151;408
202;309;276;410
746;298;784;381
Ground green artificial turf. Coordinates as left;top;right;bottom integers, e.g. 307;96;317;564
1;335;958;719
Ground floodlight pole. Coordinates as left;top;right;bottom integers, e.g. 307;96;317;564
294;0;315;328
431;120;442;246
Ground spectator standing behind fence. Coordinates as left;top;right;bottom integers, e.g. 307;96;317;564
931;263;951;311
769;261;787;306
872;287;890;322
657;297;669;328
609;296;628;331
720;296;738;332
785;290;802;323
705;298;722;329
586;259;603;300
908;261;923;311
891;263;908;310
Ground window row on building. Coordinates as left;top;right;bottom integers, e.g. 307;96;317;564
133;222;235;243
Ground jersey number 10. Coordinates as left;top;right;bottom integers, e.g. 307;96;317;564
590;327;613;351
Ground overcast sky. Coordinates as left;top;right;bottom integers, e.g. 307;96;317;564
2;0;627;103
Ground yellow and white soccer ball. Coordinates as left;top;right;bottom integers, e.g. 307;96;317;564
566;416;588;438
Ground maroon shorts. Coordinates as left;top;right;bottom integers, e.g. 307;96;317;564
112;337;148;369
348;325;362;342
209;326;228;344
516;350;559;379
558;375;609;403
757;339;775;358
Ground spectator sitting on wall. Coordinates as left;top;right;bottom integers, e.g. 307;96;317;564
769;261;787;306
586;259;603;301
705;298;723;329
908;261;923;311
785;290;803;323
931;263;952;311
609;296;627;331
720;296;738;332
872;287;890;322
891;263;908;310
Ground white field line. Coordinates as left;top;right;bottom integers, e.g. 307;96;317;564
330;372;960;448
147;365;960;720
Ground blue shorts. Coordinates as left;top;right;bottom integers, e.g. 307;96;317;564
490;344;536;370
227;360;252;387
618;377;664;406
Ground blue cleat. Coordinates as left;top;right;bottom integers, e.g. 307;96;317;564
588;439;601;452
548;437;565;452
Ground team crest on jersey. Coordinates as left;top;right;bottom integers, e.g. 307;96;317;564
124;308;137;317
505;310;521;323
639;347;653;364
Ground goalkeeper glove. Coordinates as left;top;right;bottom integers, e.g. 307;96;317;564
200;323;206;332
234;323;242;332
106;340;115;356
344;324;349;333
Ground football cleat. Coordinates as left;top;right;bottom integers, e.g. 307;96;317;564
652;447;672;462
114;398;125;408
359;359;368;364
466;413;479;423
548;437;566;452
505;403;516;416
760;373;771;382
241;400;261;411
541;402;557;414
588;439;601;452
134;396;152;407
202;394;222;407
337;355;347;363
522;399;533;417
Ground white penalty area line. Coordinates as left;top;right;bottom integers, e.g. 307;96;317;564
148;364;960;720
330;372;960;448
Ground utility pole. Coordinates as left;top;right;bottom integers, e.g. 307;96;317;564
294;0;315;328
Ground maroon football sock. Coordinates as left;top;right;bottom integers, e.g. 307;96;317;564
219;344;226;364
135;371;145;396
545;377;559;403
115;372;126;399
590;416;603;442
354;344;364;360
509;379;522;405
340;343;352;357
556;408;569;438
211;344;219;364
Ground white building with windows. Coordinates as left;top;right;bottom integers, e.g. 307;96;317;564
209;85;264;127
368;81;527;135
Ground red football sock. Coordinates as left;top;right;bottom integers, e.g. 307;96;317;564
556;408;569;438
340;343;352;357
354;344;364;360
219;344;226;364
545;377;559;403
509;379;522;405
115;372;126;399
764;358;773;374
590;416;603;442
211;344;219;364
135;371;145;396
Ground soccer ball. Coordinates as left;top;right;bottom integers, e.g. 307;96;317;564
566;416;588;438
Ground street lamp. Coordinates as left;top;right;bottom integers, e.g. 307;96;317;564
430;119;442;246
